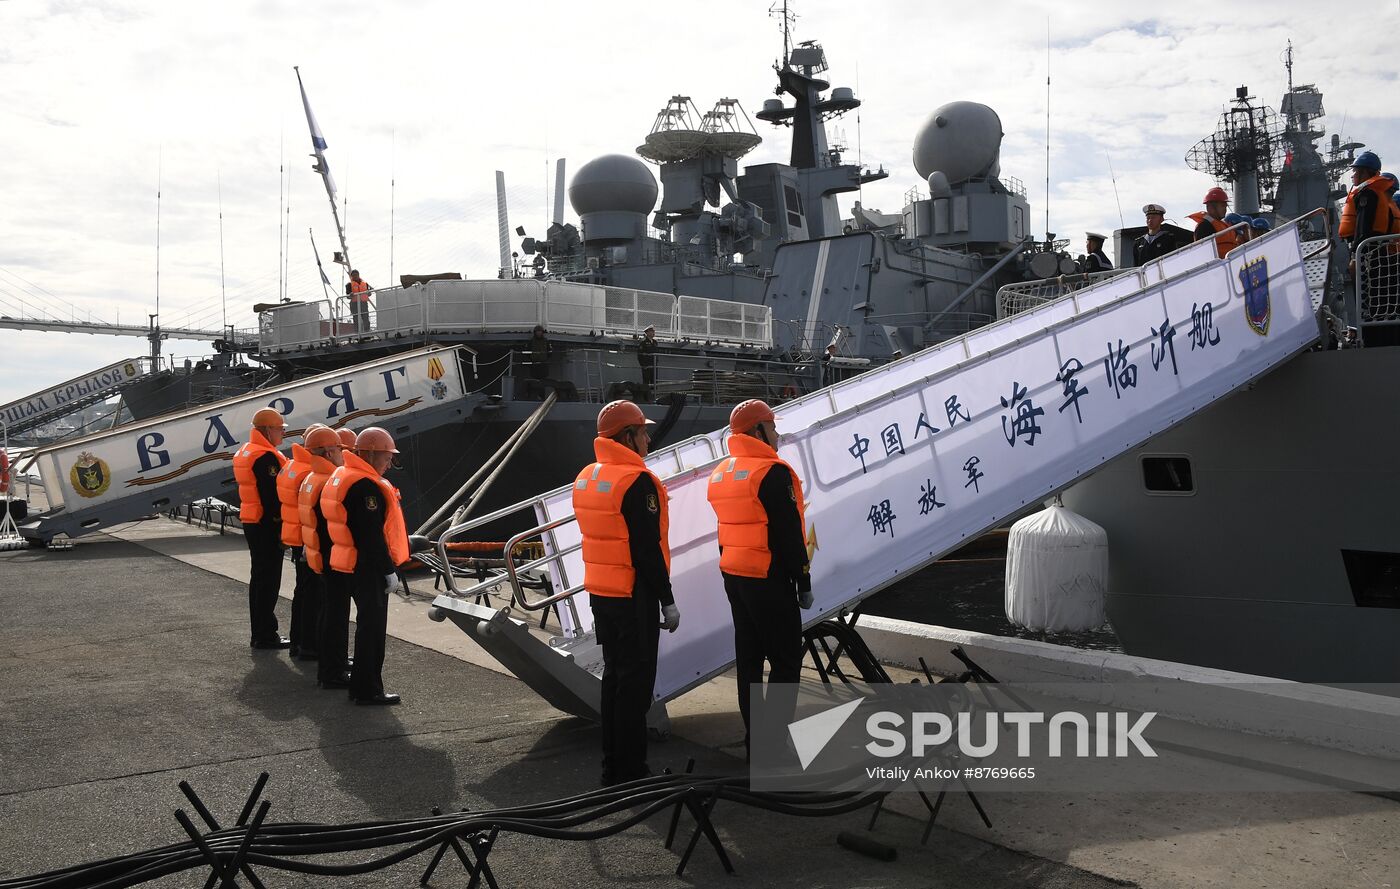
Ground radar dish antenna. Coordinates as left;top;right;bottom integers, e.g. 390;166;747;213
700;98;762;159
637;95;709;164
1184;85;1286;204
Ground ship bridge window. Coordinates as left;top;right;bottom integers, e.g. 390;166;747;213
1340;550;1400;609
783;184;804;228
1141;455;1194;494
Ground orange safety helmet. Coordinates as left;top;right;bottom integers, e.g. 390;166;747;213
305;427;342;451
1203;187;1229;204
336;428;358;448
596;400;655;438
252;407;286;429
729;399;776;434
355;426;400;454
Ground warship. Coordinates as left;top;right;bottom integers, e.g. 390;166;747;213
6;21;1395;686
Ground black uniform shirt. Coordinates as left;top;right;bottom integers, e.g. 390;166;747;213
1083;250;1113;272
621;474;674;605
343;477;395;576
637;337;659;367
252;451;283;527
1134;230;1179;265
757;466;811;592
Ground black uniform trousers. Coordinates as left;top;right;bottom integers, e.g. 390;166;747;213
348;571;389;700
244;521;284;644
288;550;320;655
318;570;353;683
723;573;802;748
591;587;661;782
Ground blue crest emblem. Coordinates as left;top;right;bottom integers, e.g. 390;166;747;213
1239;257;1270;336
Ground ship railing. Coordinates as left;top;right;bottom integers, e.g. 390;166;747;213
1355;233;1400;328
256;298;352;351
994;222;1251;320
435;500;585;630
256;279;774;354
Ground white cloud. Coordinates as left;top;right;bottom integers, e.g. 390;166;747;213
1;0;1397;406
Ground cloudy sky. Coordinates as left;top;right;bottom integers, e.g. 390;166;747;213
2;0;1396;406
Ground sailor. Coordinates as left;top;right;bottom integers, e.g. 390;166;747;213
572;400;678;785
298;426;348;686
1081;233;1113;272
1133;204;1179;265
322;427;410;705
706;399;811;753
1189;187;1236;259
277;424;324;660
1229;213;1253;244
1250;217;1272;235
1341;152;1395;269
637;325;659;389
233;408;291;649
346;270;373;333
819;342;839;388
314;427;361;687
524;325;552;383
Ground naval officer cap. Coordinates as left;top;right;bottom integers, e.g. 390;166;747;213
1085;231;1107;242
1142;203;1165;216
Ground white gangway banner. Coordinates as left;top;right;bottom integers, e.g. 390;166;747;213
533;225;1319;704
31;346;466;518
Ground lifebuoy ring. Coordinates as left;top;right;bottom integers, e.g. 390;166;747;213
0;449;10;495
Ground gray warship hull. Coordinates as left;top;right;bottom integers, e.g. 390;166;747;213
1062;346;1400;683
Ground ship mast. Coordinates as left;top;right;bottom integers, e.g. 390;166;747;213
294;67;352;277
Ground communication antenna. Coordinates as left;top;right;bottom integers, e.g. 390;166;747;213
284;160;293;300
495;171;511;278
769;0;796;67
1106;151;1125;229
855;62;863;205
390;129;396;285
1044;19;1051;239
553;157;567;225
154;146;162;325
278;127;285;302
217;167;227;330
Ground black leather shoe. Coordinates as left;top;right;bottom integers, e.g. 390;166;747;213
318;671;352;688
352;693;401;706
251;637;292;650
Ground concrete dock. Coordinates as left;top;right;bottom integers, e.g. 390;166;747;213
2;517;1397;888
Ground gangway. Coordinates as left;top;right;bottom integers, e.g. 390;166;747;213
20;345;483;542
428;216;1327;722
0;357;150;439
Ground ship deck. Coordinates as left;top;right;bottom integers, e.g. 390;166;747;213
2;518;1398;888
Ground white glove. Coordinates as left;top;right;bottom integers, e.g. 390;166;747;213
383;572;399;593
798;588;814;610
660;603;681;633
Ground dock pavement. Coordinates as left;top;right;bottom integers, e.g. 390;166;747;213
1;517;1396;888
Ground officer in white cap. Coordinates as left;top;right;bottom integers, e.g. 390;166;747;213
1133;203;1180;265
1081;232;1113;272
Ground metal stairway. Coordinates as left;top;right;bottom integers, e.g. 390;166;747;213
429;218;1327;722
19;346;483;542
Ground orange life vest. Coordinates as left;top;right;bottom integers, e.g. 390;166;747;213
232;429;287;523
349;279;371;302
297;452;339;573
277;444;312;547
1187;211;1236;259
1339;176;1395;239
572;437;671;599
321;450;409;573
706;433;807;579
